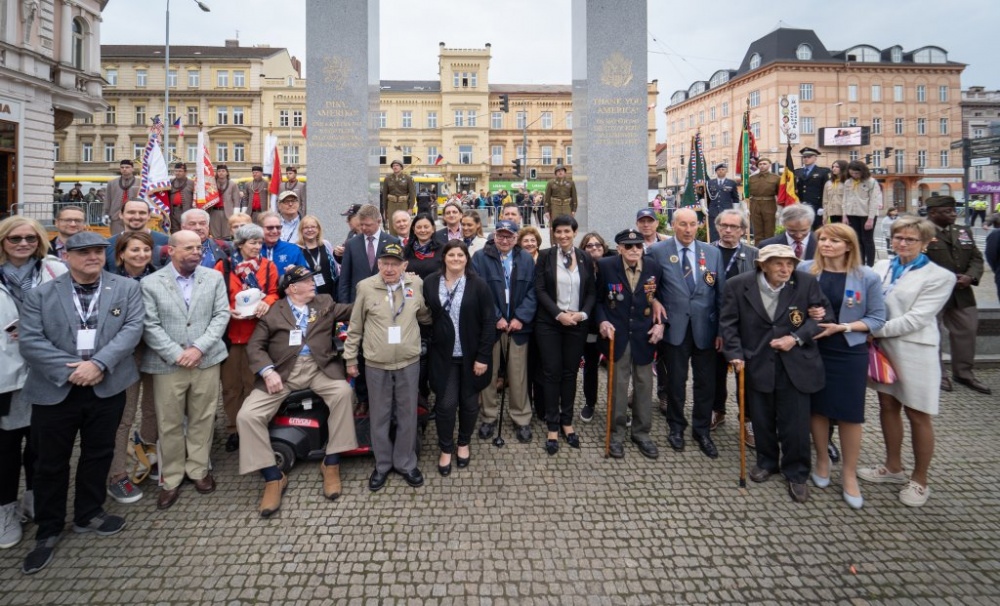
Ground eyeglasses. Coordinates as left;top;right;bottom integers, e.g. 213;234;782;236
891;235;921;245
718;224;743;231
279;199;299;204
5;235;38;244
621;243;642;250
584;243;604;249
495;233;515;240
263;225;282;231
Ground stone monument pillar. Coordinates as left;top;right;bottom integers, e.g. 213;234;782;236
571;0;648;236
306;0;380;242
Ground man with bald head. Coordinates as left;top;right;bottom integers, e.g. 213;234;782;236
140;230;230;511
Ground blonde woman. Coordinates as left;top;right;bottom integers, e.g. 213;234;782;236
297;214;338;298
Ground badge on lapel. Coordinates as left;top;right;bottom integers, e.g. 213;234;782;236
704;272;716;286
670;255;679;263
789;309;804;327
404;287;415;299
111;307;122;317
308;308;317;323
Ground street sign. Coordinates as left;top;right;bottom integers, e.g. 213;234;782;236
951;139;967;150
969;145;1000;157
969;134;1000;148
971;157;994;167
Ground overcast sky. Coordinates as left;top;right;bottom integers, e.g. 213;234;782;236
103;0;995;138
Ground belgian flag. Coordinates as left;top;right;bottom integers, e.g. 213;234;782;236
776;144;799;206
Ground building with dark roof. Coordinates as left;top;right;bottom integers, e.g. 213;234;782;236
664;27;965;209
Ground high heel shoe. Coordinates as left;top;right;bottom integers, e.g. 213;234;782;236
456;449;470;469
810;472;830;488
438;455;452;477
545;439;559;455
560;429;580;449
843;490;864;510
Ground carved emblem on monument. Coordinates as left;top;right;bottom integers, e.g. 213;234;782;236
323;56;350;91
600;52;634;89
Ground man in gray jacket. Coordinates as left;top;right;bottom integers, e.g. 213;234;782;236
140;230;230;511
18;232;145;574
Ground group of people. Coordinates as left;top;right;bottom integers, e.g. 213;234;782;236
0;152;993;576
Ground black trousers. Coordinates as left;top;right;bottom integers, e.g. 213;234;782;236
31;386;126;540
847;215;876;267
713;351;750;418
664;325;716;438
655;340;670;403
0;424;34;506
535;320;587;432
528;334;544;419
805;201;823;230
582;337;601;408
435;359;480;453
748;358;811;484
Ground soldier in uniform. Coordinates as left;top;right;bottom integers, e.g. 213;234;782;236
544;166;578;240
167;163;194;233
747;158;780;243
244;166;269;223
705;163;741;242
283;166;307;217
380;160;416;236
923;196;991;395
794;148;830;230
106;159;140;236
210;164;240;239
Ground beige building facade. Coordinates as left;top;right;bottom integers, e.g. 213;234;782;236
0;0;108;215
664;28;965;210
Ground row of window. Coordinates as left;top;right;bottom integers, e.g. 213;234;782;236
748;45;946;69
106;68;247;89
60;142;302;165
845;83;948;103
378;110;572;130
376;145;573;167
95;105;301;129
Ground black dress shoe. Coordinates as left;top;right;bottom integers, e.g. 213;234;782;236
827;441;841;464
369;470;388;492
225;433;239;452
608;441;625;459
560;430;581;449
632;439;660;460
955;376;993;395
515;425;532;443
478;422;496;440
666;430;685;452
400;468;424;488
545;439;559;455
694;434;718;459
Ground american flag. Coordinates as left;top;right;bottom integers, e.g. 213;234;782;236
138;116;171;217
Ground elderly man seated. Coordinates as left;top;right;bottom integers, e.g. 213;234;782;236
237;266;356;518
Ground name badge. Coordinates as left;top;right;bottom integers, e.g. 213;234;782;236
289;329;303;346
504;288;510;306
388;326;402;344
313;274;326;287
77;329;97;351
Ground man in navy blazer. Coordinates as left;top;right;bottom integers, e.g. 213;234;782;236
335;204;400;410
595;229;664;459
756;204;817;261
105;199;169;270
649;208;726;458
705;163;741;242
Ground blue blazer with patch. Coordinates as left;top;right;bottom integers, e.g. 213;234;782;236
648;238;726;350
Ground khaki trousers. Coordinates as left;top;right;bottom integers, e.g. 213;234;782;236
939;305;978;380
237;356;356;475
153;364;221;490
749;197;777;243
220;344;255;433
479;334;532;426
548;201;573;240
610;345;654;443
386;196;410;235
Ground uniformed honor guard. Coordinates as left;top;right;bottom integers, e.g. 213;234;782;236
167;163;194;233
923;196;991;395
544;165;578;239
794;148;831;230
210;164;240;239
106;159;140;236
283;167;307;216
705;163;741;242
244;166;269;223
595;229;664;459
380;160;416;236
747;158;780;242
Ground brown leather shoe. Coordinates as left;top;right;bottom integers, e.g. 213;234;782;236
954;376;992;395
940;377;953;392
321;462;342;500
193;474;216;494
259;473;288;518
157;487;180;510
787;480;810;503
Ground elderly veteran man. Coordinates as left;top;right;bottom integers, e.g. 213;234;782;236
18;232;145;574
720;244;832;503
238;266;356;517
595;229;664;459
344;243;432;492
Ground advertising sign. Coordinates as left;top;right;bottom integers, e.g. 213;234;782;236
778;94;799;144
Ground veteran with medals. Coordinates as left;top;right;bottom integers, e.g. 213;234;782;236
380;160;416;236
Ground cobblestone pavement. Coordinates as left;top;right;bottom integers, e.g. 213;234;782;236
1;368;999;605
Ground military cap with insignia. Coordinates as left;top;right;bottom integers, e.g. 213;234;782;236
615;229;644;246
799;147;821;157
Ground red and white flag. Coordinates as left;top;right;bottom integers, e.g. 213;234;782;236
195;130;220;210
268;143;282;212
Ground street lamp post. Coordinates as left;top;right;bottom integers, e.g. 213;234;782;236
164;0;211;163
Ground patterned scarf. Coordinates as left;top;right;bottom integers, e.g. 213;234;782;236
0;261;38;303
411;240;433;258
234;256;262;290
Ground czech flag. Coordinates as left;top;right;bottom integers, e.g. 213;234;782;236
776;144;799;207
434;154;444;166
173;117;184;137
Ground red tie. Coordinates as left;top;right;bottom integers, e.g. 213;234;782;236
794;240;804;259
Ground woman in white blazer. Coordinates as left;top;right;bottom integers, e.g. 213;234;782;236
860;215;956;508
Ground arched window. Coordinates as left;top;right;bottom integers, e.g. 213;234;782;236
796;44;812;60
709;71;729;88
72;18;86;70
913;47;947;64
749;53;761;70
846;46;880;62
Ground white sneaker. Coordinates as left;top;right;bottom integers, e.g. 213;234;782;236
0;502;23;549
899;481;931;507
17;490;34;522
857;465;908;484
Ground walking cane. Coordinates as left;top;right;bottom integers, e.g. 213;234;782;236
736;363;747;488
604;332;615;458
493;335;509;448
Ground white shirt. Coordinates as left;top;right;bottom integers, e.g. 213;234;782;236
786;233;811;253
555;249;583;317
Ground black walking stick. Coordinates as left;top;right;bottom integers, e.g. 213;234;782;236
493;335;510;448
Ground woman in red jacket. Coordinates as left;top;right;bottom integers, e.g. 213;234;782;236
215;223;279;452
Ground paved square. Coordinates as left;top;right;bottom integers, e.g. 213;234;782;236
1;369;998;604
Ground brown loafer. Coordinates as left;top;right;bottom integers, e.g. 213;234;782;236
193;474;216;494
954;376;992;395
157;487;180;510
787;480;810;503
259;473;288;518
321;462;342;500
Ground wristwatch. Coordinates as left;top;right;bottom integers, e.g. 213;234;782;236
841;323;852;333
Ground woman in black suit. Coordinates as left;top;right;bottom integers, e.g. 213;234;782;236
534;215;596;455
424;240;495;476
